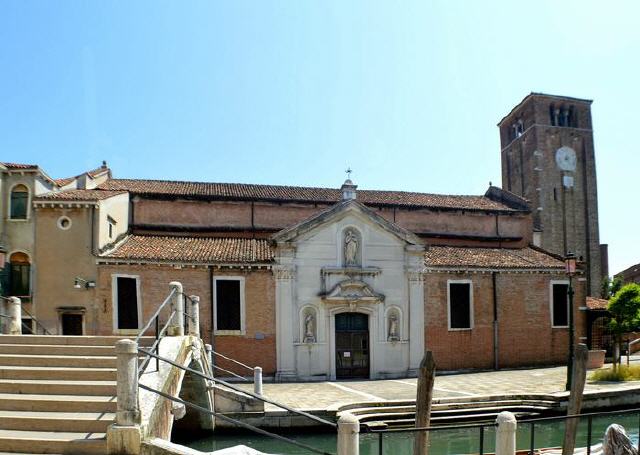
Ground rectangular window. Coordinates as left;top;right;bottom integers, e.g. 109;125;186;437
448;281;473;330
10;263;30;296
551;282;569;327
107;216;116;239
214;277;244;334
113;276;140;330
10;191;28;219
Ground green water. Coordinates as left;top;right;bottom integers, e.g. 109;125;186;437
180;413;639;454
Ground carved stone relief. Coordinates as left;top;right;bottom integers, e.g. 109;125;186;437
387;309;400;342
302;308;317;343
343;228;361;267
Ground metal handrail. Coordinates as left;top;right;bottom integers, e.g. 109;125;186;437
135;287;179;374
213;350;255;372
0;296;51;335
138;346;337;429
367;406;640;455
135;287;177;344
139;382;333;455
212;364;251;382
138;310;176;376
20;306;52;335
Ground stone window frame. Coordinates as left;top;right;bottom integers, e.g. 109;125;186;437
111;273;143;335
550;280;570;328
213;275;246;336
447;279;474;331
9;183;30;221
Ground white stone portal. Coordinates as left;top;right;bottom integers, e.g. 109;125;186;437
272;200;425;380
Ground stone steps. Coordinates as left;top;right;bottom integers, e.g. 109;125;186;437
0;366;117;381
342;398;558;429
0;429;106;455
0;335;147;454
0;335;152;346
0;354;119;369
0;411;115;433
0;344;116;356
0;379;116;396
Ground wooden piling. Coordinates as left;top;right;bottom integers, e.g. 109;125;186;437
562;343;589;455
413;351;436;455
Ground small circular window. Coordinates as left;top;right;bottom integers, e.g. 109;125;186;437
57;216;72;230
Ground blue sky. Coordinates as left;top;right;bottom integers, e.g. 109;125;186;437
1;1;638;275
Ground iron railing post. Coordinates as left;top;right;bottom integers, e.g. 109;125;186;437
479;425;485;455
378;432;382;455
530;422;535;455
587;415;592;455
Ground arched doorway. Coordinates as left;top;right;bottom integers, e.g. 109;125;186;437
335;312;369;379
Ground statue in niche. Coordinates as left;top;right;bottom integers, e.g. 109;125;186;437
387;313;399;342
303;312;316;343
344;229;359;267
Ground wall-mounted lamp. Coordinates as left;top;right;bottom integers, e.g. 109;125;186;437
74;277;96;289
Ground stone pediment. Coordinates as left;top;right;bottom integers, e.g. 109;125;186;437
320;279;385;304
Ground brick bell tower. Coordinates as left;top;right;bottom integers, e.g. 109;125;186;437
498;93;604;296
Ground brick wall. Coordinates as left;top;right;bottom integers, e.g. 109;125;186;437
96;264;277;375
425;271;587;371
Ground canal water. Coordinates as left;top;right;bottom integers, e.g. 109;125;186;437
181;412;640;454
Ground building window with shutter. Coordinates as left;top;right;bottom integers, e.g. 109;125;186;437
9;252;31;297
448;280;473;330
10;185;29;220
214;277;245;335
550;281;569;328
111;275;141;332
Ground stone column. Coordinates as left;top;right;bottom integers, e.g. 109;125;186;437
168;281;184;336
188;295;200;337
337;412;360;455
495;411;517;455
107;339;141;455
274;266;296;381
408;269;425;374
8;297;21;335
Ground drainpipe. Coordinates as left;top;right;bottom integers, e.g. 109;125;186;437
492;271;499;370
209;266;215;369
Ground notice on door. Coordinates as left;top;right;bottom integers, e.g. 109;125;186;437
343;352;351;358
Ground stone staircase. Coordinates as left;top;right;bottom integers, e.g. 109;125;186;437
0;335;150;455
340;397;561;430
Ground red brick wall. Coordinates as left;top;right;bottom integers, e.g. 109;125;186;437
425;271;587;371
96;264;277;375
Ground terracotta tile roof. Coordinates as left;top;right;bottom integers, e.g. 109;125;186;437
586;297;609;310
54;177;76;186
1;162;38;170
102;235;274;264
97;179;520;212
34;189;127;202
425;246;565;269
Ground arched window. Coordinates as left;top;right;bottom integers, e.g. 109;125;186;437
10;185;29;219
9;252;30;296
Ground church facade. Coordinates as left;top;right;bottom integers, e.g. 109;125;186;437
6;93;601;379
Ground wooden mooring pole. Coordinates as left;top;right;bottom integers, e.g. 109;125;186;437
413;351;436;455
562;343;588;455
